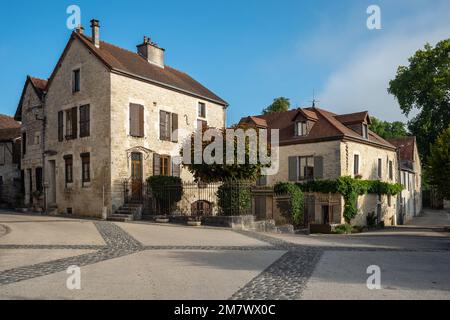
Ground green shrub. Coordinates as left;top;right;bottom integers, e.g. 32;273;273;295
147;176;183;214
274;182;304;226
334;224;353;234
217;181;251;216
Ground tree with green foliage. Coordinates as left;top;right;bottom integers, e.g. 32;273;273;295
428;126;450;200
369;117;409;139
262;97;290;114
181;126;269;183
388;39;450;159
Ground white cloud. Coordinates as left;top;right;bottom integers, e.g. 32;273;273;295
317;3;450;122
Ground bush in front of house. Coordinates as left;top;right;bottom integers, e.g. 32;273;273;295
217;180;251;216
334;224;353;234
274;182;304;227
147;176;183;214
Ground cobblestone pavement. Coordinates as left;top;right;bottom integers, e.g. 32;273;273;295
1;218;448;299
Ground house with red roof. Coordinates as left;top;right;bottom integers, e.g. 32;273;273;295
240;107;408;227
387;137;422;223
14;19;227;218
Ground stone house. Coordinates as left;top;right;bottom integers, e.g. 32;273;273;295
240;107;402;227
15;20;227;218
15;76;47;209
388;137;422;224
0;115;22;207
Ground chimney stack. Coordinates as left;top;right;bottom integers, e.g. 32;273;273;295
75;24;84;35
137;36;165;68
90;19;100;48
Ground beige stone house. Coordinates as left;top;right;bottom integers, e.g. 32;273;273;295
240;107;401;227
15;20;227;218
388;137;422;224
15;76;47;209
0;115;22;207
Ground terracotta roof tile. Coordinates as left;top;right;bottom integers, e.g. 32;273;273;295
240;107;395;149
0;115;20;141
75;33;227;106
387;137;416;161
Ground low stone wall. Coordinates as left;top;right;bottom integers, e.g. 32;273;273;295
202;215;255;230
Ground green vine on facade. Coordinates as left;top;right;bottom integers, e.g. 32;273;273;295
297;176;403;223
274;182;304;226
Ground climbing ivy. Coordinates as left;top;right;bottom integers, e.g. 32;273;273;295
274;182;304;226
297;176;403;223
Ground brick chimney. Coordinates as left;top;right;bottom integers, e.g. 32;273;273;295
90;19;100;48
137;36;165;68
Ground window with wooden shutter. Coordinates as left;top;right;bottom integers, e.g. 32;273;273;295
160;156;171;176
160;111;171;141
171;113;178;142
65;110;72;139
288;157;297;181
71;107;77;138
314;156;323;180
79;105;90;137
171;158;180;177
153;153;161;176
130;104;144;137
58;111;64;141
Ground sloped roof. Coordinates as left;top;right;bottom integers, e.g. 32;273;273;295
71;32;227;106
240;107;395;150
335;111;371;125
14;76;48;121
0;114;20;142
387;137;416;161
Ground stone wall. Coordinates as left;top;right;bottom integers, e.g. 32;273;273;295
267;140;341;185
0;141;21;206
341;141;398;226
20;82;44;205
109;73;226;212
44;39;112;217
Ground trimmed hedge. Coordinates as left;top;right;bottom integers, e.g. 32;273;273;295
147;176;183;213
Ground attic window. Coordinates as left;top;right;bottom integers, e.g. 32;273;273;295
362;123;368;139
296;121;308;136
72;69;80;93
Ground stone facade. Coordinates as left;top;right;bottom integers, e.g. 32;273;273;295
399;145;422;223
0;139;21;206
19;82;45;207
109;73;225;212
27;29;226;218
266;138;399;226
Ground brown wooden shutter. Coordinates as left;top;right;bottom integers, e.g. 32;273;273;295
171;158;180;177
159;111;166;140
71;107;77;138
139;105;144;137
129;104;137;136
314;156;324;179
288;156;297;181
171;113;178;142
153;153;161;176
58;111;64;141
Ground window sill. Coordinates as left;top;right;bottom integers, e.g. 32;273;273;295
82;182;91;188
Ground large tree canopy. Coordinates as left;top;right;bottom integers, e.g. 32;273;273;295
428;125;450;200
388;39;450;159
369;117;409;140
262;97;290;114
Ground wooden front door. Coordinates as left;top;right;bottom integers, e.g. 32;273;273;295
131;153;143;201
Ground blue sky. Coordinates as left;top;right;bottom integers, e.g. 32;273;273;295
1;0;449;125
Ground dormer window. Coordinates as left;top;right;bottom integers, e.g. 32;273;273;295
296;121;308;136
362;123;368;139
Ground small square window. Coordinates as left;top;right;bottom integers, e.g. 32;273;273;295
198;102;206;118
